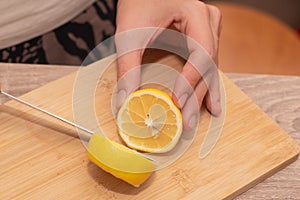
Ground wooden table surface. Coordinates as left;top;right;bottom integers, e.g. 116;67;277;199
0;63;299;199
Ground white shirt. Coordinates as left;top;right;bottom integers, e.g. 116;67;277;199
0;0;96;49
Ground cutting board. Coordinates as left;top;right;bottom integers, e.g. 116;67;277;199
0;53;299;200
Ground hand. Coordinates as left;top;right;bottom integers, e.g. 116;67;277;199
115;0;222;131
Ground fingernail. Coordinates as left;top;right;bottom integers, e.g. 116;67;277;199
178;93;188;108
188;115;197;129
214;100;222;116
116;89;127;109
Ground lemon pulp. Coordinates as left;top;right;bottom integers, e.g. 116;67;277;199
117;88;183;153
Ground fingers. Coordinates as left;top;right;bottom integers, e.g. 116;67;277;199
205;72;221;116
205;5;222;116
114;27;153;110
181;76;210;131
180;69;221;131
204;5;222;115
207;5;222;39
207;5;222;64
116;50;142;109
115;22;162;110
114;0;223;132
172;2;222;130
115;28;161;109
172;61;200;108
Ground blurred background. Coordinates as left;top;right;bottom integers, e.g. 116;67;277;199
206;0;300;29
205;0;300;75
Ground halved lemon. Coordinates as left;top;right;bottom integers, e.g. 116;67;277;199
87;134;156;187
117;88;183;153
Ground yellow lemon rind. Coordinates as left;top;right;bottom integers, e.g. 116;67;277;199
87;134;156;187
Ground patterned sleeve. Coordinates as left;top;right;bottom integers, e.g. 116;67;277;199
0;0;117;65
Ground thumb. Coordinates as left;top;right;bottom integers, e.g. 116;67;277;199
116;50;142;109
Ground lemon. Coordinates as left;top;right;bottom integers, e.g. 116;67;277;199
87;134;156;187
117;88;183;153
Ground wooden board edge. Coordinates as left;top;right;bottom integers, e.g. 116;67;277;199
3;71;77;107
225;152;299;200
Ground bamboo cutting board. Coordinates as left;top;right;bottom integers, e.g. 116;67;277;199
0;54;299;199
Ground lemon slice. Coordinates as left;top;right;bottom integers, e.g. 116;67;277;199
117;88;183;153
87;134;156;187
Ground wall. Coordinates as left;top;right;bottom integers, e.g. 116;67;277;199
205;0;300;29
